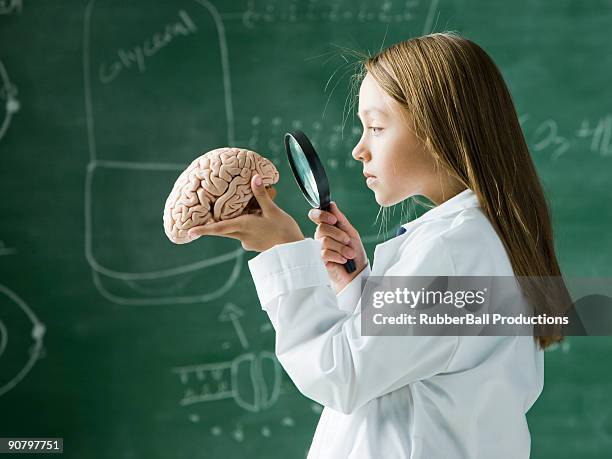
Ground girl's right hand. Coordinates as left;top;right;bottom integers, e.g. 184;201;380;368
308;202;368;294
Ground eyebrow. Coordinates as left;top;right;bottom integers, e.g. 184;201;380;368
356;108;387;119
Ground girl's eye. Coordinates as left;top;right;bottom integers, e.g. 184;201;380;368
368;127;383;135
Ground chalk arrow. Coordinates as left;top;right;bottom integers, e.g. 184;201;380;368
218;302;248;349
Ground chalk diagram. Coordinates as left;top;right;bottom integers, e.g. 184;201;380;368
169;301;325;443
172;302;281;412
173;350;280;411
170;301;302;442
0;284;45;397
0;59;20;144
82;0;242;305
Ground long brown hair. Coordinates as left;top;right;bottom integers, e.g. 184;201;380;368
361;32;567;349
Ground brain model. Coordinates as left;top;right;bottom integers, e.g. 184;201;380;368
163;147;279;244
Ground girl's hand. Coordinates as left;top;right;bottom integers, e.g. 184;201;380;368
308;202;368;294
188;175;304;252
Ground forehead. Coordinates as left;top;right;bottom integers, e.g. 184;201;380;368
357;73;392;118
356;108;388;119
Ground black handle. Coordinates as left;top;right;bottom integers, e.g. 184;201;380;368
344;258;357;273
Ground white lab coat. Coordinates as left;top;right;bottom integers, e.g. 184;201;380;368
248;188;544;459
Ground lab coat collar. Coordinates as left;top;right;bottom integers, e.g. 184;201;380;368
370;188;480;275
400;188;480;231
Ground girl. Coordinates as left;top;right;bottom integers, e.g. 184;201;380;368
188;32;567;458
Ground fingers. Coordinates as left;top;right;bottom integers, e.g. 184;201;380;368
316;234;356;263
329;201;353;232
188;219;241;239
308;205;357;264
314;223;351;244
308;203;354;235
320;241;355;264
308;208;337;225
250;174;276;214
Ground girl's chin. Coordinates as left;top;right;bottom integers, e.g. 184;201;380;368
376;192;406;208
374;193;394;207
369;182;403;207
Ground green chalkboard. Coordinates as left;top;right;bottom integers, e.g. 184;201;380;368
0;0;611;458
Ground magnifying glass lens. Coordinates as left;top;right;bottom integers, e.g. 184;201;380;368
284;130;356;273
287;136;320;207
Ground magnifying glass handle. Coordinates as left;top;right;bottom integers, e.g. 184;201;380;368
343;257;357;273
320;204;356;273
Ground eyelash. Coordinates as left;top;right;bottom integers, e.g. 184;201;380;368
368;127;383;135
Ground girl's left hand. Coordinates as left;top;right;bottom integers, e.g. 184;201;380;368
187;174;305;252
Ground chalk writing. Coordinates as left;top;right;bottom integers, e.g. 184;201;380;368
244;115;362;170
98;9;197;84
219;0;420;28
576;115;612;157
522;114;612;160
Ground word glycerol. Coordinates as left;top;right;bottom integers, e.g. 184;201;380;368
372;287;487;309
99;10;198;84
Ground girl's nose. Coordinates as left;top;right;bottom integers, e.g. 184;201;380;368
352;140;370;162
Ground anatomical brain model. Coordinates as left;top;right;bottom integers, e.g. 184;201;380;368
163;147;279;244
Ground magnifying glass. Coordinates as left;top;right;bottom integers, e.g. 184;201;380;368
284;130;357;273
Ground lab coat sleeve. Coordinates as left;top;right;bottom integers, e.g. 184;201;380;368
248;237;460;415
335;260;371;313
